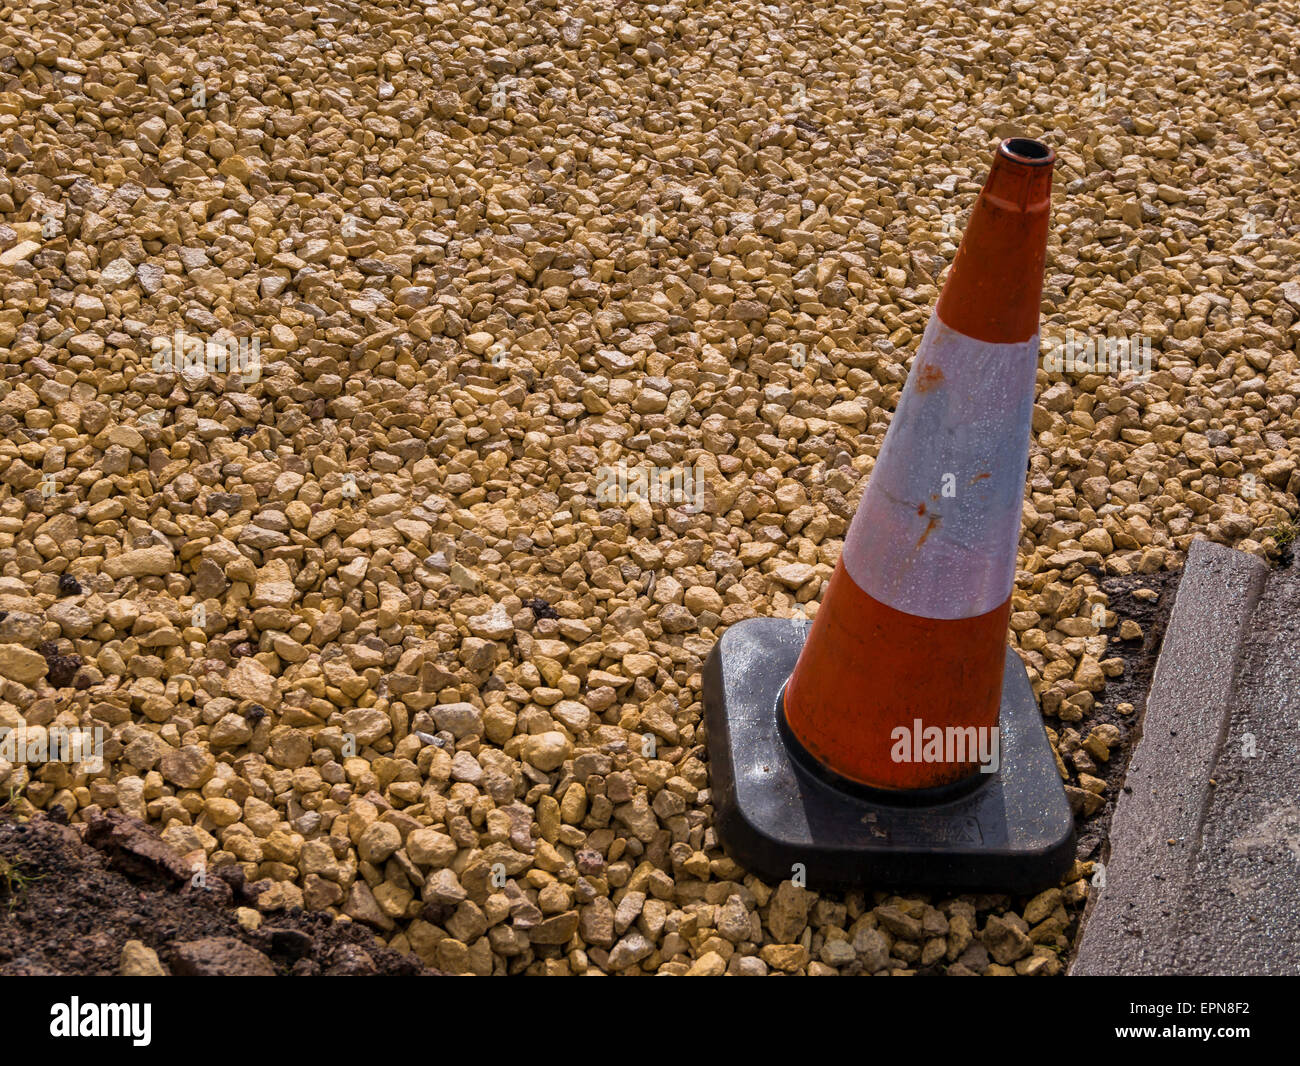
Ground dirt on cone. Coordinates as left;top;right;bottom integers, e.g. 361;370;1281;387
0;0;1296;976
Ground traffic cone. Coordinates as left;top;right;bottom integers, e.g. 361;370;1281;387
784;136;1053;792
703;138;1074;891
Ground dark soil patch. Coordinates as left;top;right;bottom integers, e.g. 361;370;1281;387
1067;568;1181;864
0;809;434;976
1029;566;1179;970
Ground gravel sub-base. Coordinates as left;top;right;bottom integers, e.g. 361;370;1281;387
0;0;1297;975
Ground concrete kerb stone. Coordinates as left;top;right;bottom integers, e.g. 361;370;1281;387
1071;539;1269;976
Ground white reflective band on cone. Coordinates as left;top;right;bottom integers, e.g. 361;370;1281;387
843;314;1039;621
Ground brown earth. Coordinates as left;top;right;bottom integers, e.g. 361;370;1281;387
1066;568;1180;871
0;807;434;976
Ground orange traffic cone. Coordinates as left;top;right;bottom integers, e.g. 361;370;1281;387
784;136;1053;792
703;138;1073;891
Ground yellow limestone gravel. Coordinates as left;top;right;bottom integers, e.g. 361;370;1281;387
0;0;1297;974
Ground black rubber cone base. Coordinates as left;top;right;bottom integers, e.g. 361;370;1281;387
703;618;1075;892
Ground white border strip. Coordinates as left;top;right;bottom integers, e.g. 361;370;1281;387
842;315;1038;620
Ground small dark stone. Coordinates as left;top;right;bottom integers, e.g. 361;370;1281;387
57;574;82;597
325;944;377;976
206;491;244;513
421;901;454;925
168;937;277;977
37;643;83;689
524;597;558;620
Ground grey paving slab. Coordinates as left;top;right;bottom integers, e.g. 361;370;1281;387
1173;555;1300;974
1072;539;1270;975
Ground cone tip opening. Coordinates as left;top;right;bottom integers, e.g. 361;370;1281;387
999;137;1054;166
